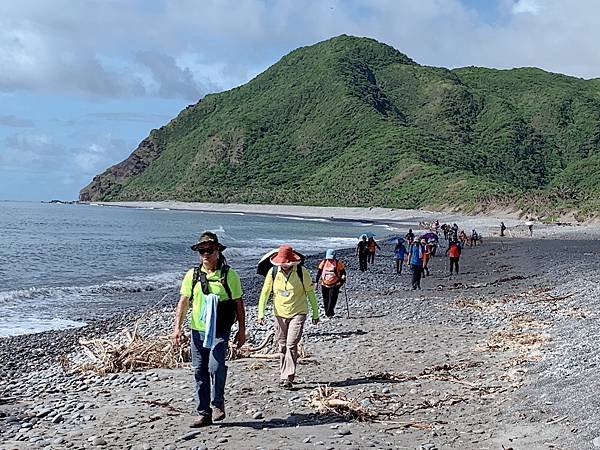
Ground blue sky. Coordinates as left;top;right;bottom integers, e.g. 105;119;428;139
1;0;599;200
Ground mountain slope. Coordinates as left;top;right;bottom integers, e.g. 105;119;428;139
80;35;600;217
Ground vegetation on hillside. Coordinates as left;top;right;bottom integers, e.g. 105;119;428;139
80;35;600;218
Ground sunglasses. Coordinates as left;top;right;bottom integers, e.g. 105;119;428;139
197;247;217;255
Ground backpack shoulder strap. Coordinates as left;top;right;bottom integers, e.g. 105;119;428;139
219;264;233;300
190;267;200;303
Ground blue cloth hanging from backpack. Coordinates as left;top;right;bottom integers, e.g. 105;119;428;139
199;293;219;348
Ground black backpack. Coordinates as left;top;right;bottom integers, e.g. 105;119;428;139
190;265;237;333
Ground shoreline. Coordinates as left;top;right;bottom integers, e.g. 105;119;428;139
84;200;600;239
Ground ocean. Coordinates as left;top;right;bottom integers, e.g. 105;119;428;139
0;201;413;337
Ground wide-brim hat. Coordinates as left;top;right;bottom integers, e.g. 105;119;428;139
270;244;302;266
191;231;227;252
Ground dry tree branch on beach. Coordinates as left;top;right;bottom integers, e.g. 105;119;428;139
307;385;376;421
228;331;311;361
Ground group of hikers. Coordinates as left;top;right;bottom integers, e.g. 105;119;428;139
173;232;347;428
172;222;476;427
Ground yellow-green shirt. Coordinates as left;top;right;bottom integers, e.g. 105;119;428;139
258;266;319;320
180;267;243;331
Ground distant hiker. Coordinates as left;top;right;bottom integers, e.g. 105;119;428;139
173;232;246;427
469;228;479;247
441;224;449;240
421;238;432;276
525;220;534;237
434;219;440;233
367;236;381;265
257;245;319;389
356;235;369;272
500;222;506;237
446;240;462;275
408;238;424;290
315;249;347;318
451;223;459;241
405;229;415;244
394;238;407;274
458;230;468;247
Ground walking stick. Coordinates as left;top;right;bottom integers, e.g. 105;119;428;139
343;284;350;319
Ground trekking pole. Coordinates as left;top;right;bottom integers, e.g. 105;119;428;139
343;285;351;319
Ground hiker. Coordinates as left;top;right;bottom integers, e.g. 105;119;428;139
407;238;424;290
394;238;407;274
257;245;319;389
441;224;448;241
421;238;432;276
315;249;346;318
500;222;506;237
446;239;462;275
470;229;479;246
458;230;468;247
356;235;369;272
173;232;246;427
367;236;381;265
525;220;534;237
451;223;459;241
405;229;415;245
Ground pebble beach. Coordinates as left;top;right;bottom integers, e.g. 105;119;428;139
2;204;600;450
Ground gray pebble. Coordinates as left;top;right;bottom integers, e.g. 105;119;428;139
179;430;202;441
252;411;264;419
93;436;107;446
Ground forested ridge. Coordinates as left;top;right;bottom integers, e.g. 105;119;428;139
80;35;600;218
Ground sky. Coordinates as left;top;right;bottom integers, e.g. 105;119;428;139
1;0;599;201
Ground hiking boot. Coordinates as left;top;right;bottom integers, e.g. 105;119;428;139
212;406;226;422
190;415;212;428
279;380;293;389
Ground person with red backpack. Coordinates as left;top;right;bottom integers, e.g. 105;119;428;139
315;249;347;318
446;239;462;275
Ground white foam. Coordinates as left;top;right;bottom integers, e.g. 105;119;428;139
0;317;87;337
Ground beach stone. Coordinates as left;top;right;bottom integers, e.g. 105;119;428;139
338;428;351;436
164;445;176;450
381;387;391;394
217;437;228;443
91;436;107;446
593;437;600;448
53;437;66;444
179;430;202;441
252;411;264;419
52;414;64;424
419;444;437;450
35;407;54;418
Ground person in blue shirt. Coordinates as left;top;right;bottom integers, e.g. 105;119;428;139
407;238;424;290
394;238;407;274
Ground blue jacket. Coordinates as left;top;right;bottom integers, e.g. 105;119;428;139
409;243;423;266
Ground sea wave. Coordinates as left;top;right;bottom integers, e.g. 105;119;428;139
0;271;181;304
0;317;87;338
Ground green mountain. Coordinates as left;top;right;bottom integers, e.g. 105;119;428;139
80;35;600;218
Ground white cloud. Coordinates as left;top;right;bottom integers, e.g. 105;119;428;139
1;0;599;102
512;0;541;15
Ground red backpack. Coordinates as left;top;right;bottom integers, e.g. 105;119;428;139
320;260;340;287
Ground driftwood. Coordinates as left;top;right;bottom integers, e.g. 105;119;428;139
228;331;309;361
308;385;376;421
